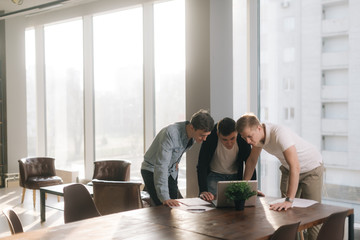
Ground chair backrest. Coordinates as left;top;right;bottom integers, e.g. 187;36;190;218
2;208;24;235
316;210;348;240
92;179;142;215
269;221;300;240
92;159;131;181
63;184;101;223
18;157;57;186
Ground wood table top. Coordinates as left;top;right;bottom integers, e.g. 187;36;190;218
121;197;353;240
0;197;354;240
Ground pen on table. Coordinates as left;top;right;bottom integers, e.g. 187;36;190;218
188;209;206;211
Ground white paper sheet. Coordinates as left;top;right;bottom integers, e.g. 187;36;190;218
177;198;211;206
268;198;318;208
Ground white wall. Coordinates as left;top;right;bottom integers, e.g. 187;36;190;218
5;17;28;173
185;0;247;197
210;0;233;122
185;0;211;197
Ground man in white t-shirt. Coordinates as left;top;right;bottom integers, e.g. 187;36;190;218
236;113;323;240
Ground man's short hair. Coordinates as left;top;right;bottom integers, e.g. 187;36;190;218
217;117;236;136
190;109;214;132
236;113;261;133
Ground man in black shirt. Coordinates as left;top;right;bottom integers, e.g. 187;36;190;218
197;117;257;200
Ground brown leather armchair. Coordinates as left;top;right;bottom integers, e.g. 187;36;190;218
92;159;131;181
18;157;63;208
92;179;143;215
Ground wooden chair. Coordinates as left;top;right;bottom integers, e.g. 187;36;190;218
2;208;24;235
63;184;101;223
18;157;63;208
316;210;348;240
92;179;143;215
269;221;300;240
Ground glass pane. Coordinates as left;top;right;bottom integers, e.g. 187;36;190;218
25;28;37;156
154;0;185;132
44;19;84;176
93;7;143;181
260;0;359;223
154;0;186;193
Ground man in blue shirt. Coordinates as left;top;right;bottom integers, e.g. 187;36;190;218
141;109;214;206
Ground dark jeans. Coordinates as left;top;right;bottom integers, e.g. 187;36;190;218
141;169;179;206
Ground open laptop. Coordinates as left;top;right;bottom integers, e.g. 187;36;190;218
212;180;258;208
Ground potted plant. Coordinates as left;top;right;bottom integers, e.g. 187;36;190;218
225;182;257;210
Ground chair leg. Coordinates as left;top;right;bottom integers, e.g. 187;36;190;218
300;230;305;240
21;188;26;203
33;190;36;208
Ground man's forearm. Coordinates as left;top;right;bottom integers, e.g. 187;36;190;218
244;165;256;180
286;168;299;199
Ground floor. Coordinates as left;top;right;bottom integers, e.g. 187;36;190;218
0;186;64;238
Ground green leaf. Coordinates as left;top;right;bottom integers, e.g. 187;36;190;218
225;182;257;201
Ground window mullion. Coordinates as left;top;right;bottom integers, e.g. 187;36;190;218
143;2;155;152
83;15;95;180
35;25;46;156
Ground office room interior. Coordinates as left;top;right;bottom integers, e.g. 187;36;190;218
0;0;359;236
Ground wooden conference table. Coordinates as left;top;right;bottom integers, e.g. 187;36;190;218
1;197;354;240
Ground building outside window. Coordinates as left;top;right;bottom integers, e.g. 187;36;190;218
259;0;360;224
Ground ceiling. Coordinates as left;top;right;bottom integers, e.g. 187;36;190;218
0;0;91;19
0;0;66;12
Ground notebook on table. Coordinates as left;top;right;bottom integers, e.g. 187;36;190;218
212;180;258;208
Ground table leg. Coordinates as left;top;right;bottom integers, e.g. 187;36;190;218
348;213;354;240
40;190;46;222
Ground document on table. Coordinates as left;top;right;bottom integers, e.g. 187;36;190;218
177;198;211;206
170;198;215;213
268;198;318;208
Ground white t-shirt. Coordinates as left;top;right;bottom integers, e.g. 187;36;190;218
210;138;239;174
256;123;322;173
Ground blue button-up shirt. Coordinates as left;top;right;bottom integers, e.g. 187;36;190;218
141;121;193;202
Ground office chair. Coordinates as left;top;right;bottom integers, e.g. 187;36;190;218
2;208;24;235
92;179;143;215
269;221;300;240
316;210;348;240
63;183;101;223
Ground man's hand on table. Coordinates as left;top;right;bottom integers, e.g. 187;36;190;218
257;190;265;197
163;199;180;207
199;191;215;201
269;200;293;211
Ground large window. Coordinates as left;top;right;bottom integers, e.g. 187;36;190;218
154;0;186;191
154;0;185;133
25;0;186;184
44;19;84;175
259;0;360;224
93;7;144;180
